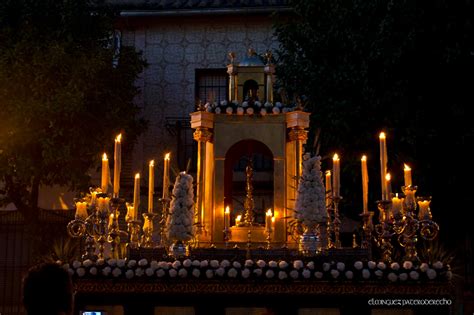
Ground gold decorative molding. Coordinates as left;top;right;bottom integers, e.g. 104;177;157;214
75;279;455;296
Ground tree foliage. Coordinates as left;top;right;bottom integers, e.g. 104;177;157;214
275;0;472;232
0;0;147;218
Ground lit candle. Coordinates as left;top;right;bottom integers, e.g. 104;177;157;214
325;170;332;207
148;160;155;213
113;134;122;198
133;173;140;220
90;190;98;207
418;199;431;220
385;173;392;199
361;155;369;214
271;216;275;229
235;214;242;226
224;206;230;229
379;132;388;200
265;209;273;232
97;196;109;214
75;201;88;220
162;153;170;200
392;193;403;215
108;212;115;229
332;154;340;198
404;164;412;187
101;153;109;194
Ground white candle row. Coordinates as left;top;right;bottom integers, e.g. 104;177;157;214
99;133;171;220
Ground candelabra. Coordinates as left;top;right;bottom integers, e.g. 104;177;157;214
67;189;129;260
223;226;231;248
125;202;141;250
158;197;170;248
266;227;272;249
107;198;125;259
393;186;439;261
326;205;334;249
332;196;342;249
375;200;395;262
359;211;375;249
141;212;158;248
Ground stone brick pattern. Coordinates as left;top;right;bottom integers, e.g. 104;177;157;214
121;16;279;187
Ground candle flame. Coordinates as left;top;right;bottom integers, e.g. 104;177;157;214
396;193;398;198
135;173;140;179
361;155;367;161
236;215;242;221
379;132;386;139
225;206;230;214
102;153;108;161
165;153;170;160
333;153;339;161
325;170;331;176
266;209;273;216
404;163;411;171
149;160;154;167
115;134;122;142
385;173;391;181
271;217;275;223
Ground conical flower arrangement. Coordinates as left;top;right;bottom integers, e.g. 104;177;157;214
167;172;195;242
294;154;327;229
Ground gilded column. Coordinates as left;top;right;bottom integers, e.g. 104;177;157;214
193;127;213;240
289;127;308;180
264;51;275;103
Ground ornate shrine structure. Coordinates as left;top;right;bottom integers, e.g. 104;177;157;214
65;51;454;315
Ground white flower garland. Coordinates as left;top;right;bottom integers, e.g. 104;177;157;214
63;258;451;282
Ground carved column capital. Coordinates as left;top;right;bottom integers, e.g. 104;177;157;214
288;128;308;142
193;127;213;143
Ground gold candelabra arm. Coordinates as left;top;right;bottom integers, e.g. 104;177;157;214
159;197;170;248
127;219;142;250
376;200;395;262
141;212;158;248
332;196;342;249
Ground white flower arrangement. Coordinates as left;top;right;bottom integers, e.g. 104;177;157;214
433;261;443;269
294;155;327;229
278;271;288;280
117;259;126;268
409;270;419;280
345;271;354;279
246;107;254;115
354;261;363;270
388;272;398;282
290;270;299;279
226;107;233;115
201;99;297;116
215;107;222;114
237;107;244;115
167;172;195;242
260;108;267;116
272;107;280;114
399;273;408;281
65;259;449;282
402;261;413;269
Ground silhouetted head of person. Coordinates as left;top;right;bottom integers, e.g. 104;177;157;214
22;263;74;315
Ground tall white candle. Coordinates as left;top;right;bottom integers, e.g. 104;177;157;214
162;153;170;200
325;170;332;207
379;132;388;200
332;154;340;198
148;160;155;213
133;173;140;220
361;155;369;214
404;164;412;187
417;199;430;220
113;134;122;198
265;209;273;232
101;153;109;194
224;206;230;229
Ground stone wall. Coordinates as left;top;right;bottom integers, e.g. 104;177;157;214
119;15;279;191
